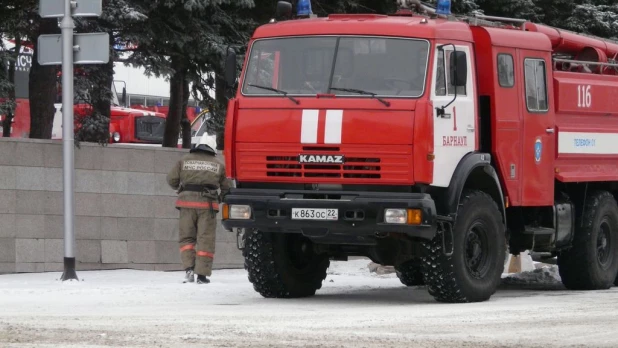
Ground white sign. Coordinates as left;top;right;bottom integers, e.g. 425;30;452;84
39;0;102;18
38;33;110;66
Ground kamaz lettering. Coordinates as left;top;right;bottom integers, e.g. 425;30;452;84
298;155;345;164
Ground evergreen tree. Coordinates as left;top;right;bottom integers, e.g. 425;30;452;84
565;1;618;39
72;0;146;145
125;0;255;148
0;0;59;139
0;1;26;137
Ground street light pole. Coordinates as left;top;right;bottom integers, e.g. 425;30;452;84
60;0;78;281
38;0;107;282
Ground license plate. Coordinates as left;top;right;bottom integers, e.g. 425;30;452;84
291;208;338;221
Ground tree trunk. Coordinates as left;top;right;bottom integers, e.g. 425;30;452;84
2;36;19;138
79;31;114;144
180;78;191;148
94;30;114;137
163;56;186;147
29;19;59;139
214;72;227;150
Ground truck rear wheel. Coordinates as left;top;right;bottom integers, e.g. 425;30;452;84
557;191;618;290
395;259;425;286
243;230;330;298
420;190;505;303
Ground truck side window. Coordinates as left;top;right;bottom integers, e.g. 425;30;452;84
245;49;277;90
497;54;514;87
435;50;446;96
524;58;548;112
446;51;466;96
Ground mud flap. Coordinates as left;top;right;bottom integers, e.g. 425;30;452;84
237;228;246;250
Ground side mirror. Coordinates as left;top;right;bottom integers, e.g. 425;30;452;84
276;1;293;19
450;51;467;87
122;87;127;107
224;48;237;89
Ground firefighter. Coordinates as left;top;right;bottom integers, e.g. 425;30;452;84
166;134;231;284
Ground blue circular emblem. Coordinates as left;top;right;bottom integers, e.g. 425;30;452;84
534;139;542;163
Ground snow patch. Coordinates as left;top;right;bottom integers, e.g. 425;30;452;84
327;259;373;276
1;262;617;347
327;259;396;278
502;264;562;286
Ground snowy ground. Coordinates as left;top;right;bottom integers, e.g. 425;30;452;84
1;259;618;348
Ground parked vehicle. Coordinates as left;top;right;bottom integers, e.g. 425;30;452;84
220;0;618;303
2;38;170;144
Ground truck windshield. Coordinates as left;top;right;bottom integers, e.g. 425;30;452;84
55;79;121;106
241;36;429;98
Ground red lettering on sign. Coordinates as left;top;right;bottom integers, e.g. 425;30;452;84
442;136;468;147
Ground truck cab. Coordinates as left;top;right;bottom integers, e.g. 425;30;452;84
107;83;166;144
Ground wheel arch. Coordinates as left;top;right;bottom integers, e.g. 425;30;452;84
441;152;506;225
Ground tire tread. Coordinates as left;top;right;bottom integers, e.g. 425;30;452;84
243;230;329;298
420;190;504;303
395;260;425;286
558;191;618;290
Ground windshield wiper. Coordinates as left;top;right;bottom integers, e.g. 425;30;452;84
329;87;391;107
248;84;299;105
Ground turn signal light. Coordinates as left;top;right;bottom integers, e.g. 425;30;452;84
222;204;229;220
407;209;422;225
384;209;422;225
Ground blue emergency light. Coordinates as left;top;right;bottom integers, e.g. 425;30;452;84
297;0;312;16
436;0;451;16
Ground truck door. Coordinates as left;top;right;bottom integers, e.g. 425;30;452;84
517;50;555;206
431;43;477;188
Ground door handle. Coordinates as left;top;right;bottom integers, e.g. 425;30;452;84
546;128;555;134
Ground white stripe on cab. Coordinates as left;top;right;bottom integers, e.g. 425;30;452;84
324;110;343;144
301;109;319;144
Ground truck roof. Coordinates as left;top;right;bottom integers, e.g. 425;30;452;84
475;26;552;52
253;13;555;53
252;14;473;42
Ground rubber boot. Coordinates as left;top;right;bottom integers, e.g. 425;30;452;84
183;268;195;283
197;275;210;284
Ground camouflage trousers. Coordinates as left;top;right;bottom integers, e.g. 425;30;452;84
178;208;216;276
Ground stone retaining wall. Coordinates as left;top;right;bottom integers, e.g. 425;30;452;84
0;138;243;274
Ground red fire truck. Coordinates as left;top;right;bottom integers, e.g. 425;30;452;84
220;1;618;303
1;38;167;144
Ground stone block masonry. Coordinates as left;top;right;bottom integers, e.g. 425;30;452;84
0;138;244;274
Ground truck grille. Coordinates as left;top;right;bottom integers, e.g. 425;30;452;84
266;156;381;179
235;143;413;184
135;116;165;143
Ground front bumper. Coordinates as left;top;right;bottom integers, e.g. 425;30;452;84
221;188;438;241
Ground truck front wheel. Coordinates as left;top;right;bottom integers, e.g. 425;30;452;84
557;191;618;290
421;190;505;303
243;230;330;298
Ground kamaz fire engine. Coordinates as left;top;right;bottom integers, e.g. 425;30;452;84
220;0;618;303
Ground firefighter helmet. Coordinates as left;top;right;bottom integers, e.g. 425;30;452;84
191;133;218;155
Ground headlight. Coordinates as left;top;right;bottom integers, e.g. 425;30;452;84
385;209;407;224
384;209;422;225
229;205;251;220
112;132;121;142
